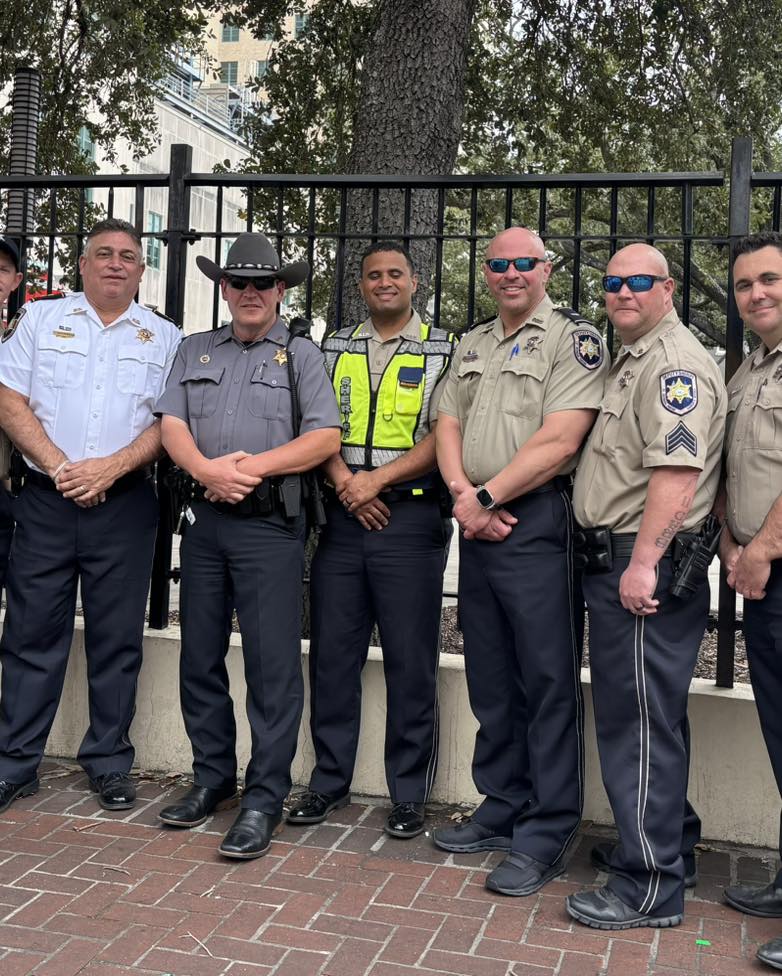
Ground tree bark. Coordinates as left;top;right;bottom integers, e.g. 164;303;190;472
329;0;478;332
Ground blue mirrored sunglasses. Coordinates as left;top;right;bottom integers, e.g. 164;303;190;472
602;274;668;293
485;257;545;273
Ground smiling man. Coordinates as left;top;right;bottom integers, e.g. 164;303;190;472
434;226;608;895
566;243;725;930
287;241;457;839
155;233;340;860
0;218;181;814
718;232;782;971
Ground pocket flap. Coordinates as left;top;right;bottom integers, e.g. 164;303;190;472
182;367;225;384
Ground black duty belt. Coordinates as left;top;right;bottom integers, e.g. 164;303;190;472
26;468;150;498
574;526;699;572
191;478;294;518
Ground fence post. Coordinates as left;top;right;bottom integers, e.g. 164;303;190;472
715;136;752;688
148;143;193;630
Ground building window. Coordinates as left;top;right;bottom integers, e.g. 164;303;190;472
254;60;268;79
146;212;162;270
263;26;275;40
220;61;238;86
221;20;240;42
295;13;309;36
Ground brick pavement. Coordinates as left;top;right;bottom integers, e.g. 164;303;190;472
0;760;777;976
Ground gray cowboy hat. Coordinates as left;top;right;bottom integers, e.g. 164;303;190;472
196;232;309;287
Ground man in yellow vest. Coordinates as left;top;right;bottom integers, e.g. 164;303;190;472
287;241;457;838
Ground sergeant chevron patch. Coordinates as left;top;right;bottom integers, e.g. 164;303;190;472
665;421;697;456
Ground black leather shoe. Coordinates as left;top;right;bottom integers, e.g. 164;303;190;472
725;881;782;918
159;784;240;828
433;819;512;853
385;802;425;839
0;778;39;814
219;809;281;859
89;772;136;811
286;790;350;825
758;936;782;970
591;842;698;889
485;851;565;896
566;885;683;930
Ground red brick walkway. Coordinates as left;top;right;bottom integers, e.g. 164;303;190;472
0;760;777;976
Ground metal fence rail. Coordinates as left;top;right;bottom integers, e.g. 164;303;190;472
0;136;772;688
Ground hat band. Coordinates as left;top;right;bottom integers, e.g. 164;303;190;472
224;262;279;272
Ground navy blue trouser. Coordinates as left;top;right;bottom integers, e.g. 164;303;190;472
0;485;13;592
743;559;782;882
459;487;585;866
308;497;447;802
584;555;708;917
0;478;158;781
179;501;306;814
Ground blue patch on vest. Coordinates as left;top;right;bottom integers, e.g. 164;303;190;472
660;370;698;415
397;366;423;388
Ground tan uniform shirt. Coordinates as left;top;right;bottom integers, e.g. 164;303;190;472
573;309;726;533
725;338;782;545
352;310;445;423
438;293;608;485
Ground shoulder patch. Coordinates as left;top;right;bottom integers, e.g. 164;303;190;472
665;421;697;456
573;330;604;370
660;370;698;415
2;307;25;343
30;292;65;302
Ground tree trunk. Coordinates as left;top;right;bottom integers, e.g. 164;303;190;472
328;0;478;332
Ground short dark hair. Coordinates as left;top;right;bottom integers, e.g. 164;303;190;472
85;218;143;256
360;240;416;275
734;231;782;258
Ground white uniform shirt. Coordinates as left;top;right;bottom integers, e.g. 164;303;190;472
0;294;181;472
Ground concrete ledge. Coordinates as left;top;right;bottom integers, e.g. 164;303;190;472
45;620;779;848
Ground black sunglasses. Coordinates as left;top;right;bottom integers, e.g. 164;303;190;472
602;274;668;293
485;257;546;273
224;275;278;291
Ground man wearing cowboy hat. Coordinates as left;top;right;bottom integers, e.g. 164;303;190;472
155;232;340;859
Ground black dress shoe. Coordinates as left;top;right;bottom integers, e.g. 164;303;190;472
219;809;281;859
385;802;425;839
159;784;240;828
0;777;39;814
433;819;512;853
566;885;683;930
725;881;782;918
758;936;782;970
591;842;698;889
485;851;565;896
89;772;136;811
286;790;350;825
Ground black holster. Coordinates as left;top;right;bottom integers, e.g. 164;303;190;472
670;514;722;600
9;447;26;498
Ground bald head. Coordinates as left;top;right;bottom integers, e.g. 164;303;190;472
483;226;552;332
486;226;547;261
606;243;669;279
604;243;675;343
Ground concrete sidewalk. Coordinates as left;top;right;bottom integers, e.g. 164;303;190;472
0;760;777;976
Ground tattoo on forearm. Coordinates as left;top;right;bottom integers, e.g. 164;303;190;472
654;490;695;549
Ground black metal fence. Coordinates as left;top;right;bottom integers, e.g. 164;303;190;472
2;136;779;688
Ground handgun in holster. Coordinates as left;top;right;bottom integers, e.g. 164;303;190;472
670;514;722;599
9;446;26;498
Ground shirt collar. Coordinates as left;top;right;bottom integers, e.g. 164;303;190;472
488;293;554;341
752;335;782;368
217;316;289;347
354;309;422;343
66;293;139;329
619;308;681;359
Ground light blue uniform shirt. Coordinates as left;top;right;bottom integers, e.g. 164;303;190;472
0;293;181;472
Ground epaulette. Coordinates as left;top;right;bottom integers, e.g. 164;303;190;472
556;306;595;330
143;304;177;325
30;292;66;302
464;313;496;333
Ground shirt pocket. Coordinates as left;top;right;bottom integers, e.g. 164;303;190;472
249;364;291;419
117;343;167;397
753;382;782;449
455;356;485;415
498;355;548;417
37;333;89;389
393;366;424;417
592;389;631;456
182;366;224;419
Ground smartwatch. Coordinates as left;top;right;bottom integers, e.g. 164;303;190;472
476;485;496;510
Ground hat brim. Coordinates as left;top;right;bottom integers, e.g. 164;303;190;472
196;255;309;288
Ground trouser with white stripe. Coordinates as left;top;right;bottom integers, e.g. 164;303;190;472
459;488;585;866
584;554;708;917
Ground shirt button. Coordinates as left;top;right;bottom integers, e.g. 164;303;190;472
242;349;248;355
96;385;102;390
227;409;233;415
234;378;239;384
92;413;98;418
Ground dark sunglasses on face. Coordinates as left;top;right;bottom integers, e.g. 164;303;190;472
225;275;278;291
485;257;546;274
602;274;668;293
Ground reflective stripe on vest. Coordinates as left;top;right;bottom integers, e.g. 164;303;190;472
323;321;454;469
